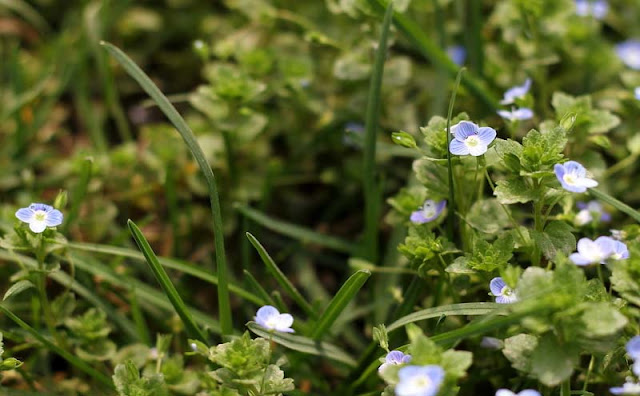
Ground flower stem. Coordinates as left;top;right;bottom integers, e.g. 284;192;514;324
35;236;66;350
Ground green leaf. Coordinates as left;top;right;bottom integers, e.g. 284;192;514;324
3;280;34;301
530;334;579;387
391;131;417;149
466;199;511;234
503;333;538;372
127;220;208;343
246;232;316;317
530;221;576;261
413;156;449;197
440;349;473;379
387;303;502;332
361;1;393;263
467;235;514;272
102;42;232;335
494;177;538;204
521;127;567;171
580;302;628;337
113;360;168;396
246;322;356;367
311;270;371;340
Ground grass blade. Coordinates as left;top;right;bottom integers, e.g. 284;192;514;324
247;322;356;367
243;270;275;307
127;220;208;343
236;204;357;254
63;157;92;233
361;2;393;262
364;0;498;111
311;270;371;340
446;69;466;241
64;242;262;305
101;41;232;335
0;305;113;389
246;232;316;318
386;302;501;332
589;188;640;223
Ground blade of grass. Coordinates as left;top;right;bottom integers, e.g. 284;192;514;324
247;322;356;367
243;270;275;307
128;220;208;343
386;302;501;332
364;0;498;111
0;305;113;389
101;41;232;335
246;232;316;318
361;2;393;262
588;188;640;223
445;69;465;241
64;242;262;305
236;204;357;254
63;157;92;233
128;287;151;346
311;270;371;340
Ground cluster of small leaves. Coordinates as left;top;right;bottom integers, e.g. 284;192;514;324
0;333;22;373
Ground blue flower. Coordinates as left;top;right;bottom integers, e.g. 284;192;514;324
378;350;412;373
254;305;294;333
612;240;630;260
574;201;611;226
496;389;541;396
449;121;497;157
490;277;518;304
616;41;640;70
395;365;445;396
575;0;608;19
500;79;532;105
15;203;63;233
410;200;446;224
447;45;466;66
611;380;640;395
570;236;617;265
635;87;640;100
497;108;534;121
626;336;640;360
554;161;598;193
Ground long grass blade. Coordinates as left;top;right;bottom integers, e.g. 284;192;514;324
386;302;501;332
63;157;92;233
311;270;371;340
64;242;262;305
0;305;113;389
101;41;233;335
236;204;357;254
361;2;393;262
247;322;356;367
246;232;316;317
364;0;498;111
588;188;640;223
446;69;466;241
127;220;208;343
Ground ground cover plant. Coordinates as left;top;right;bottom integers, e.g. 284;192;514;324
3;0;640;395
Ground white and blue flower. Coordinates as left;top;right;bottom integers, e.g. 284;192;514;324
395;365;445;396
496;389;541;396
497;108;534;122
500;79;532;105
490;277;518;304
635;87;640;100
15;203;63;233
611;380;640;395
570;236;617;265
575;0;608;19
378;350;412;373
449;121;497;157
410;200;446;224
447;45;466;66
554;161;598;193
616;41;640;70
254;305;294;333
574;201;611;226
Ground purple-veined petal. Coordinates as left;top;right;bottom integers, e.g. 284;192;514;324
410;210;427;224
477;127;497;146
570;252;592;266
490;277;506;296
45;209;63;227
29;221;47;233
15;208;34;222
449;139;470;155
453;121;478;140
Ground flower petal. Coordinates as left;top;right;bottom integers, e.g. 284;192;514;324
15;208;34;223
45;209;63;227
489;277;506;296
496;390;517;396
467;142;488;157
449;139;470;156
576;177;598;188
255;305;279;322
276;313;294;330
410;210;427;224
477;127;497;146
29;220;47;233
563;161;586;177
570;252;592;266
453;121;477;140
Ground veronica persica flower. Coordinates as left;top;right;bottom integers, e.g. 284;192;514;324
611;380;640;395
554;161;598;193
574;201;611;226
378;350;412;373
410;200;446;224
616;41;640;70
446;45;466;66
575;0;608;19
626;336;640;360
395;365;445;396
500;79;531;105
490;277;517;304
497;108;534;122
254;305;294;333
496;389;541;396
612;240;630;260
15;203;63;233
635;87;640;100
449;121;496;157
569;236;616;265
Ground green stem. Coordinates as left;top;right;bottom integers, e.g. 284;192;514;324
446;69;466;242
35;238;65;350
583;354;595;392
532;193;543;266
560;379;571;396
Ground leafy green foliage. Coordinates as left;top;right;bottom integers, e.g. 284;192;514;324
113;360;168;396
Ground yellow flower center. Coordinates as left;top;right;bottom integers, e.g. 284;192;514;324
34;211;47;222
563;174;577;185
465;135;480;147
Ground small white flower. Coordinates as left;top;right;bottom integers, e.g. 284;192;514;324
378;350;412;373
497;108;534;122
395;365;445;396
449;121;497;157
554;161;598;193
15;203;63;233
254;305;294;333
496;389;541;396
611;379;640;395
570;236;616;265
500;79;532;105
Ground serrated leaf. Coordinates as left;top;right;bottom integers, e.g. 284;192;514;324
581;302;628;337
530;334;579;386
503;333;538;372
530;221;576;260
494;177;538;204
3;280;34;301
466;199;510;234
